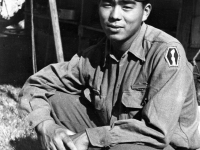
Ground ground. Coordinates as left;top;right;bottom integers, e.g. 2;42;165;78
0;85;43;150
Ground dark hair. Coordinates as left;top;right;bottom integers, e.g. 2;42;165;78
142;0;150;7
98;0;151;6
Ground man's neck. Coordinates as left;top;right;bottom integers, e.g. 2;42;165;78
110;28;141;59
111;41;130;60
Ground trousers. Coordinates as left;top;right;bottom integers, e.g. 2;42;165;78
48;91;175;150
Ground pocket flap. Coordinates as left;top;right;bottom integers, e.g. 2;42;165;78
122;90;144;108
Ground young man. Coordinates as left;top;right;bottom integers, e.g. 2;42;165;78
19;0;200;150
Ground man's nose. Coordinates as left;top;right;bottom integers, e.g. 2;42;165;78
109;6;121;21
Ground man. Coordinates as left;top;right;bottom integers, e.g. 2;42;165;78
19;0;200;150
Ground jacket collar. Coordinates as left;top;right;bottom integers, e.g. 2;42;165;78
128;23;147;62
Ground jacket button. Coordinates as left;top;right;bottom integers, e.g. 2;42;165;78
100;140;105;145
141;102;145;106
29;121;33;127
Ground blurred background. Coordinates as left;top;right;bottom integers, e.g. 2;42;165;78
0;0;199;86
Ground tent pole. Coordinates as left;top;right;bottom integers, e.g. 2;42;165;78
49;0;64;63
31;0;37;73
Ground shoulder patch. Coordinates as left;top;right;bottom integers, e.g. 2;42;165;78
165;47;180;67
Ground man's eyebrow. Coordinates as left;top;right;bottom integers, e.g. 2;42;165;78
101;0;112;2
101;0;136;2
119;0;136;4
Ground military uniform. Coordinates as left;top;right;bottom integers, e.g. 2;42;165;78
19;23;200;149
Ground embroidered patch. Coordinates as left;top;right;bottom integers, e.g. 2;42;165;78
165;47;180;67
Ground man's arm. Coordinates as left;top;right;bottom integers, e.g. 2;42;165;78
19;54;85;128
19;54;87;150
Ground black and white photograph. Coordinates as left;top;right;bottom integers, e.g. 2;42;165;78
0;0;200;150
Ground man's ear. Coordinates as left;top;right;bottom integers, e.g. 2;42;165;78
142;4;152;22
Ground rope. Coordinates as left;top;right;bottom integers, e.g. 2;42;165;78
31;0;37;73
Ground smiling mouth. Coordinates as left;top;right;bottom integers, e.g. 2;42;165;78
107;24;122;28
107;24;123;32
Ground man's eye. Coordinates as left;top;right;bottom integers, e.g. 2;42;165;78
123;5;133;10
102;2;112;7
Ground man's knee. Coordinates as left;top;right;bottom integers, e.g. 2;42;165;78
49;91;80;109
48;91;103;132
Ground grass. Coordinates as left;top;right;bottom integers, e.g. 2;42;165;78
0;85;43;150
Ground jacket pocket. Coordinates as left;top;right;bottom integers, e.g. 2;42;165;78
122;91;144;109
121;84;148;119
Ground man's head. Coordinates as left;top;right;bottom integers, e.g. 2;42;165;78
98;0;151;42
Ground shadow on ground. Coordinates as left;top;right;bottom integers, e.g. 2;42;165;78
10;136;43;150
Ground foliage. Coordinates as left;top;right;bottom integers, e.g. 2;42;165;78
0;85;42;150
0;0;25;19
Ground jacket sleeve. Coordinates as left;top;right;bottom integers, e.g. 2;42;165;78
86;43;197;148
19;54;85;128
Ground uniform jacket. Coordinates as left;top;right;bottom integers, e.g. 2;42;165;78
19;23;200;149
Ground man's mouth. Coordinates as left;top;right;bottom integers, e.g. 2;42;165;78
107;24;123;32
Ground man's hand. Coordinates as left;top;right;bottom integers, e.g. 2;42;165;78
70;132;90;150
36;120;77;150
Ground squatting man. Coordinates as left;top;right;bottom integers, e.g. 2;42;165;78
19;0;200;150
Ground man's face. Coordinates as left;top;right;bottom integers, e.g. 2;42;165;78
99;0;147;42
